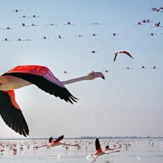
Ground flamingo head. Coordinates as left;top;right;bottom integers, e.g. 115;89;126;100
87;71;105;80
94;72;105;80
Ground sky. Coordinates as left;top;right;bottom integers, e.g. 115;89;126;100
0;0;163;138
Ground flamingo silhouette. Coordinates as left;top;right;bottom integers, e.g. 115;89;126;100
113;50;133;62
90;138;120;162
34;135;79;148
0;65;105;136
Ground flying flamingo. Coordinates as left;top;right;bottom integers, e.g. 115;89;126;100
155;22;161;27
140;66;147;69
91;22;101;25
125;67;132;70
151;65;159;69
148;33;157;36
12;9;22;13
0;27;13;30
64;22;75;25
90;138;120;162
0;65;105;136
151;22;163;27
113;50;133;62
111;33;119;36
34;135;79;148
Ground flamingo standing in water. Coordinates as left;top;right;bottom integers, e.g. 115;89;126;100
34;135;79;148
0;65;105;137
113;50;133;62
90;138;120;162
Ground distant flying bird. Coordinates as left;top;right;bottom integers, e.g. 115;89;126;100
2;38;11;42
16;38;23;42
151;22;163;27
103;70;110;73
63;71;70;74
42;36;49;40
110;33;119;36
113;50;133;62
0;27;13;30
31;15;39;18
140;66;147;69
91;22;101;25
56;35;65;39
151;66;159;69
151;7;157;11
145;19;153;23
22;23;26;27
24;39;32;41
34;135;79;148
90;33;99;37
64;22;75;25
16;38;32;42
135;22;144;26
20;23;29;27
151;7;161;12
58;35;62;39
90;138;120;162
75;34;84;37
90;50;99;54
142;19;153;24
155;22;161;27
0;65;105;136
31;24;39;27
47;23;57;26
125;67;132;70
148;33;157;36
12;9;22;13
19;15;27;18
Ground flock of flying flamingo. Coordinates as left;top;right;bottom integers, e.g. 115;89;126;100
0;5;162;162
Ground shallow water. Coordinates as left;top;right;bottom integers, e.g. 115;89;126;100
0;138;163;163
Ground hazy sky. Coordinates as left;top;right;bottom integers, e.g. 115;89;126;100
0;0;163;138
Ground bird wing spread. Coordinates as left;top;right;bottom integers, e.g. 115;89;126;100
3;65;78;104
0;90;29;136
95;138;102;152
54;135;64;143
113;53;118;62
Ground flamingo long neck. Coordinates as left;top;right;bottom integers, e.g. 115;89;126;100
61;76;88;85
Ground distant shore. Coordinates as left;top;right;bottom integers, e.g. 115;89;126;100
0;136;163;140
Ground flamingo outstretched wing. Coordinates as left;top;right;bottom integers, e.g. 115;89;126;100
113;53;118;62
120;51;133;59
0;90;29;136
54;135;64;143
2;65;78;104
95;138;102;152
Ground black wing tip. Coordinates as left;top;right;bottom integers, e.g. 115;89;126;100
7;122;29;137
66;94;78;104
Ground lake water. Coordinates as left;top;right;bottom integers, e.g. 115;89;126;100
0;138;163;163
